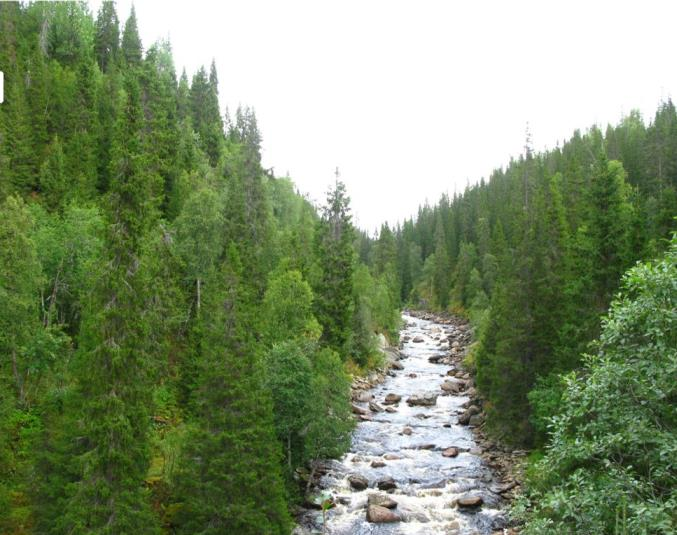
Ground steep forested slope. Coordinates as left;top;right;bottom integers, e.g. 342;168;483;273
0;2;399;533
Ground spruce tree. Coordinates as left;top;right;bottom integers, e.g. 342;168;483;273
61;72;161;534
94;0;120;72
314;179;355;355
173;246;291;535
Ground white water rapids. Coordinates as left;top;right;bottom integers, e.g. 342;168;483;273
298;313;507;534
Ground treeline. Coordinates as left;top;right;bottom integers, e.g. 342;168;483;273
0;2;400;533
373;102;677;532
380;106;676;444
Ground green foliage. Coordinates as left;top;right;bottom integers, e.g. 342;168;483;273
262;269;320;344
516;238;677;534
314;180;355;356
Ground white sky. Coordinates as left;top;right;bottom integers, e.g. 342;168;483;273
93;0;677;233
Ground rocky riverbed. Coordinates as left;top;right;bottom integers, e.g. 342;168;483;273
295;312;523;534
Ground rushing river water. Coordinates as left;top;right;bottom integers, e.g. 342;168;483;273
298;313;506;535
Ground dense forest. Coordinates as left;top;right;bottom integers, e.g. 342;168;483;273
1;1;675;534
0;2;400;533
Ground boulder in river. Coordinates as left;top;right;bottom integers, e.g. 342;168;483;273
406;392;438;407
458;404;480;425
377;477;397;491
348;474;369;490
384;393;401;405
390;361;404;370
370;460;386;468
402;427;413;435
456;494;483;509
352;404;368;415
366;504;400;523
383;453;401;460
369;401;384;413
352;390;372;403
442;447;459;458
441;380;463;393
412;336;425;343
368;493;398;509
385;406;397;413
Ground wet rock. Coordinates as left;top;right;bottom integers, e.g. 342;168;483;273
383;454;401;460
442;447;459;458
368;493;397;509
401;427;413;435
366;504;399;523
391;361;404;370
351;404;368;415
376;477;397;491
385;406;397;413
428;354;445;363
359;414;373;422
458;405;481;425
456;494;483;509
412;336;425;343
451;340;460;348
370;460;386;468
348;474;369;490
416;443;436;450
369;401;384;413
408;373;417;378
406;392;438;407
441;380;463;393
469;413;484;426
351;455;366;463
352;390;372;403
384;393;401;405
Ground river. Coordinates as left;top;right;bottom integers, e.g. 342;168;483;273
297;313;507;534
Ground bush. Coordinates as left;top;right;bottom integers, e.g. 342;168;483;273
515;236;677;534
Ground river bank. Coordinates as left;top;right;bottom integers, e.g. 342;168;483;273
296;312;523;534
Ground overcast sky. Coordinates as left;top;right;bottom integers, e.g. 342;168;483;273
94;0;677;232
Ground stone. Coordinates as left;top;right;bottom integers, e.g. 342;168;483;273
384;393;401;405
428;355;445;363
412;336;425;343
469;413;484;426
352;404;368;415
441;380;462;393
383;453;401;460
376;477;397;491
368;493;398;509
458;405;481;425
370;460;386;468
366;504;399;523
390;361;404;370
456;494;483;508
347;474;369;490
352;390;372;403
406;392;438;407
385;406;397;413
359;414;373;422
416;443;436;450
369;401;384;413
442;447;459;458
408;373;417;378
402;427;413;435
